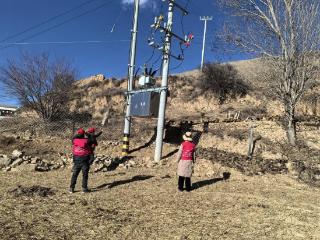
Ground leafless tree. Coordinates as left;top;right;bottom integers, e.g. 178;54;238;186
220;0;320;145
0;53;76;121
200;62;249;104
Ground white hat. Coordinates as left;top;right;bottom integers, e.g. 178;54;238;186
183;131;193;141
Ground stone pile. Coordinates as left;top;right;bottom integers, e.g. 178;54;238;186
91;155;137;172
0;150;68;172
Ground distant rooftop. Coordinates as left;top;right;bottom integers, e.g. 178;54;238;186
0;104;19;109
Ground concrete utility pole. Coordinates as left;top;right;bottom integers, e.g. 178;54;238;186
200;16;212;71
154;0;175;162
122;0;139;156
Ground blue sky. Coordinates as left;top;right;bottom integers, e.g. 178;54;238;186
0;0;250;105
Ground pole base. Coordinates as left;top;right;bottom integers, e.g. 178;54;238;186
122;134;130;156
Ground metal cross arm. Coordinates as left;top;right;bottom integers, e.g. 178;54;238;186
164;0;188;15
157;25;186;43
125;86;168;95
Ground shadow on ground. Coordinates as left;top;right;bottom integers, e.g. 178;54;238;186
129;128;157;154
192;172;231;190
92;175;154;191
162;149;179;160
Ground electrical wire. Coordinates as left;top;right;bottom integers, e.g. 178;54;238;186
144;47;156;65
151;52;162;69
140;0;166;75
0;0;104;43
170;43;185;71
110;8;123;33
0;0;116;51
186;0;204;17
180;0;190;36
0;40;130;46
170;59;184;71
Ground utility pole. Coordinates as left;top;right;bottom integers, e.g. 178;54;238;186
122;0;139;156
154;0;188;162
200;16;212;71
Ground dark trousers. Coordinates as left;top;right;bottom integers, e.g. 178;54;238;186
70;157;90;190
178;176;191;191
89;154;95;165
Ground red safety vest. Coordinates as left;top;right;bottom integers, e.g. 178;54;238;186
181;141;195;160
72;138;90;157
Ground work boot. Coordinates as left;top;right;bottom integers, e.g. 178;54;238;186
82;188;90;193
69;188;75;194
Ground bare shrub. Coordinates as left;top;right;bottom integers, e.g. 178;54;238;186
240;106;267;119
198;63;250;104
0;53;76;121
112;78;125;87
226;129;246;141
82;79;101;89
209;127;224;139
94;88;124;99
302;92;319;116
75;100;90;109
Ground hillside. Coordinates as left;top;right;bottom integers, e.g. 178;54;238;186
71;58;319;122
1;58;320;239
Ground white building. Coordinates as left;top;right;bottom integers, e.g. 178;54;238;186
0;104;18;117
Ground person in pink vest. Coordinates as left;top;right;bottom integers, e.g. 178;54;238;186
176;131;196;192
69;128;92;193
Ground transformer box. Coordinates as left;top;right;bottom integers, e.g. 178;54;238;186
130;91;160;117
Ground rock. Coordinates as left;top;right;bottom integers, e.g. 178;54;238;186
15;163;36;172
206;171;215;178
4;166;11;172
11;150;23;160
35;162;50;172
0;155;12;168
22;156;31;162
31;157;40;164
104;159;112;167
49;165;61;170
286;161;299;177
10;158;24;168
41;159;50;164
93;163;105;173
313;173;320;181
128;160;136;166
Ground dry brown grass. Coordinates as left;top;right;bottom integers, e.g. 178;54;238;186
0;166;319;240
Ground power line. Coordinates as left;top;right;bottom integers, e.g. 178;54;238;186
0;40;130;46
186;0;204;16
0;0;116;51
0;0;103;43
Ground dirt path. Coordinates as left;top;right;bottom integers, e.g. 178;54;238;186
0;166;319;240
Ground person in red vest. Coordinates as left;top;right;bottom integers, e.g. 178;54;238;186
176;131;196;192
85;127;102;165
69;128;92;193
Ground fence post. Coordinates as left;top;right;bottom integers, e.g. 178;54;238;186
247;124;254;159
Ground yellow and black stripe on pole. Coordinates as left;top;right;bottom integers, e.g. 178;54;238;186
122;134;130;156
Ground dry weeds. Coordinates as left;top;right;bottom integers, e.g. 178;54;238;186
0;166;319;240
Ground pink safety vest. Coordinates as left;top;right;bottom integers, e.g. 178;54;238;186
72;138;90;157
181;141;196;160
